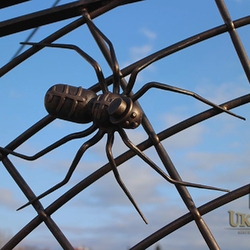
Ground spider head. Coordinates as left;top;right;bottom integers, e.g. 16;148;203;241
108;96;142;129
91;92;142;129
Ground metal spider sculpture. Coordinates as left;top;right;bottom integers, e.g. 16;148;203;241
0;10;245;224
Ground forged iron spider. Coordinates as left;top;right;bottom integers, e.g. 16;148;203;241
0;10;245;223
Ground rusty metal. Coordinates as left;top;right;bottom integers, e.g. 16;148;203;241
0;0;250;249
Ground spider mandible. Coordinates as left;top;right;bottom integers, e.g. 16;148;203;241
0;10;245;224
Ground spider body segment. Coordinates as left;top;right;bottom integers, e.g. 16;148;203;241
45;84;142;129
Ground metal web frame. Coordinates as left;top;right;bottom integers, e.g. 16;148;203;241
0;0;250;249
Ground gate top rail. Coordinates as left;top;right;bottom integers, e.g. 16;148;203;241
0;0;142;37
0;0;30;9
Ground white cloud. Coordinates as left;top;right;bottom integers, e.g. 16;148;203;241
0;188;19;209
72;159;168;209
140;28;157;40
161;113;207;149
195;80;250;105
121;27;156;70
130;44;153;61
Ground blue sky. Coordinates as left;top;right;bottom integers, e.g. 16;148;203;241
0;0;250;249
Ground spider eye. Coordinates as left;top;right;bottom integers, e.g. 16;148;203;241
108;97;142;129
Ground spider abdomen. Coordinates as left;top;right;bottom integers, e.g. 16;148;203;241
45;84;97;123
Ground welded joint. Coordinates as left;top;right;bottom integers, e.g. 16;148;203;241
148;132;160;146
37;207;49;221
189;203;202;222
225;20;236;32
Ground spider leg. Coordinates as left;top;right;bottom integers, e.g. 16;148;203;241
17;129;105;211
118;128;229;192
123;56;157;96
21;42;108;93
106;131;148;224
0;124;97;161
131;81;245;120
82;10;121;94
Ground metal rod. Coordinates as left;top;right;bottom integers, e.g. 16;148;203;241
0;0;141;77
1;115;74;249
5;115;55;151
142;116;220;249
215;0;250;83
0;0;30;9
11;0;62;59
0;1;105;37
1;157;75;250
130;184;250;250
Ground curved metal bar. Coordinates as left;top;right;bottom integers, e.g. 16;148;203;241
17;129;104;210
215;0;250;82
0;114;76;249
0;124;97;161
130;184;250;250
0;18;85;77
11;0;62;59
141;116;220;249
0;0;136;77
5;162;250;249
3;115;55;151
